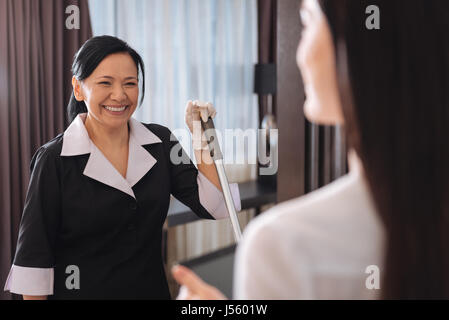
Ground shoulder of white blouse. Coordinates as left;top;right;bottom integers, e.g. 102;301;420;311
239;171;376;255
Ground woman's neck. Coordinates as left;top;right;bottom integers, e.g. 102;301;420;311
347;149;364;176
84;114;129;150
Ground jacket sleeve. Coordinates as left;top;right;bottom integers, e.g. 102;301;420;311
165;128;241;220
4;146;61;296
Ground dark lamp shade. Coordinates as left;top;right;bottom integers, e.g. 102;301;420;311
254;63;276;95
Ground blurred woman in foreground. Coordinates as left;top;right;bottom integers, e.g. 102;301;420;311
173;0;449;299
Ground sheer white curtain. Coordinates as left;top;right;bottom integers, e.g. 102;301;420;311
88;0;258;269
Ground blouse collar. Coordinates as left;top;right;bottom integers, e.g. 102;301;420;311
60;113;162;199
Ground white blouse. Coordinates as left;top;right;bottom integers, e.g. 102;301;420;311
233;152;385;299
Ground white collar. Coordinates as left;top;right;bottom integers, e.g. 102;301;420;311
61;113;162;199
61;113;162;156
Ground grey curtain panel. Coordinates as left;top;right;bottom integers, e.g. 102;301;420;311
306;124;348;193
0;0;92;300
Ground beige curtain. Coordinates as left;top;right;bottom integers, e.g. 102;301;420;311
0;0;92;300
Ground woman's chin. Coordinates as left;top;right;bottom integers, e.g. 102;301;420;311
303;100;323;124
303;100;341;126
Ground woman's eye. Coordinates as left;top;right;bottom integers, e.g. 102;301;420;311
97;81;136;86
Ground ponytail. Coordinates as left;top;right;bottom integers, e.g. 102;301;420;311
67;92;88;123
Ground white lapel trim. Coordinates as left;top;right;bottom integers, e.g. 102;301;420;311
61;114;163;199
83;142;136;198
126;127;158;187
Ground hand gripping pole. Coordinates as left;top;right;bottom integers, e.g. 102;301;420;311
200;117;243;242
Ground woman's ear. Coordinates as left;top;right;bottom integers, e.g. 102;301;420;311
72;76;84;101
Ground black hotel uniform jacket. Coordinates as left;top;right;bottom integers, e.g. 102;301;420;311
4;113;241;299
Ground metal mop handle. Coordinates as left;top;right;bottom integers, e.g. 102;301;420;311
201;117;243;242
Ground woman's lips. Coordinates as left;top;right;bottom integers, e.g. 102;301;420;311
102;105;129;115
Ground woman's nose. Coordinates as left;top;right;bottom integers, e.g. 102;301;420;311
110;84;127;101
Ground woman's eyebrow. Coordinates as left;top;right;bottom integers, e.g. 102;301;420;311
95;76;138;80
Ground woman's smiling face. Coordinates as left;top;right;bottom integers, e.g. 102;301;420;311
72;52;139;129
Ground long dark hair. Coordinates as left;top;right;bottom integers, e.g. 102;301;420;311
67;35;146;123
319;0;449;298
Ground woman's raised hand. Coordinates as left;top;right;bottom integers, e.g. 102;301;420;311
185;100;217;150
185;100;216;132
172;264;227;300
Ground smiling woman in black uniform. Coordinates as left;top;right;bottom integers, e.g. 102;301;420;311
4;36;241;300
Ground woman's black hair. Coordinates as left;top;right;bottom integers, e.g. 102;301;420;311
319;0;449;298
67;35;145;123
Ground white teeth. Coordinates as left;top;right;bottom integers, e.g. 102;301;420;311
104;105;127;112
